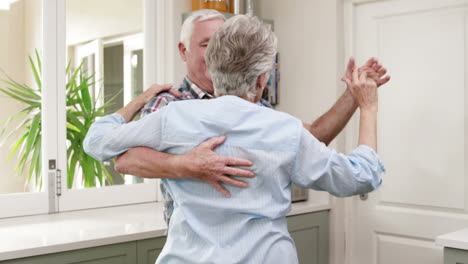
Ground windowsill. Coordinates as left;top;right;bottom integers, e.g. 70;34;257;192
0;200;330;261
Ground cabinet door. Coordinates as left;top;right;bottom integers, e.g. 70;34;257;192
137;236;167;264
287;210;329;264
0;242;137;264
445;248;468;264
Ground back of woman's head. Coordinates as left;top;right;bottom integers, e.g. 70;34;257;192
205;15;277;100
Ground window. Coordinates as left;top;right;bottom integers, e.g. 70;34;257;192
0;0;48;218
0;0;164;218
60;0;157;211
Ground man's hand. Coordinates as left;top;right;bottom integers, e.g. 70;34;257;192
139;84;183;104
341;57;391;89
173;136;255;197
117;83;183;123
115;136;255;197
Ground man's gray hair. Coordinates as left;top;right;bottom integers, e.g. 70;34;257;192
205;15;277;100
180;9;226;51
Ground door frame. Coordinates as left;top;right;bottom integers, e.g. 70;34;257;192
342;0;385;263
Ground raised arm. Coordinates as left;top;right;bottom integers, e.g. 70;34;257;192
293;69;384;197
303;57;391;145
345;66;379;150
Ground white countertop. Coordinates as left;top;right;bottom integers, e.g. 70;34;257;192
436;228;468;251
0;200;330;261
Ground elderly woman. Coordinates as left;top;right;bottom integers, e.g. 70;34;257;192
84;15;384;264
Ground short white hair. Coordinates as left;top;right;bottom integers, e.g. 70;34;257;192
180;9;226;51
205;15;277;101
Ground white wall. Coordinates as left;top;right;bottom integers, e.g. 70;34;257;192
166;1;191;85
66;0;143;46
23;0;42;88
254;1;347;264
254;0;343;122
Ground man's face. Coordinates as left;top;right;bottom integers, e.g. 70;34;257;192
179;18;225;94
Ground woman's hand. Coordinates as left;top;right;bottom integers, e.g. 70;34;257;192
341;57;391;89
343;67;379;111
344;68;379;151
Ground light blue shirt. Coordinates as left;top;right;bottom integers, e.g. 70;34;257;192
84;95;384;264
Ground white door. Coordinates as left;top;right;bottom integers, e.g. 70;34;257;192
345;0;468;263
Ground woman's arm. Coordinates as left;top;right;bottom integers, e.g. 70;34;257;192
303;57;390;146
292;69;384;197
346;65;379;151
83;111;165;162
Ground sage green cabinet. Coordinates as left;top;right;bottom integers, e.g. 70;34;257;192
0;241;137;264
288;210;329;264
137;237;166;264
445;247;468;264
1;210;329;264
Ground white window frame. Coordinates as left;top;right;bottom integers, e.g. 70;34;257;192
122;33;144;106
58;0;162;212
0;0;165;218
0;0;55;219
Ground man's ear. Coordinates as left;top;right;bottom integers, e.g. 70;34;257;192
178;42;187;62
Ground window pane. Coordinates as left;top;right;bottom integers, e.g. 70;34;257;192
66;0;143;189
0;0;43;194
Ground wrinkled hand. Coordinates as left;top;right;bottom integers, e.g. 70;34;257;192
343;67;378;111
139;83;183;104
341;57;391;89
175;136;255;197
117;83;183;122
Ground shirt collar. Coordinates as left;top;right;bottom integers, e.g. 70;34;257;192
184;77;214;99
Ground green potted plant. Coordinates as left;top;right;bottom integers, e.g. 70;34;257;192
0;50;120;190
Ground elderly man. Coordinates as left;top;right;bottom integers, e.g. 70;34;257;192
109;9;390;226
85;15;384;263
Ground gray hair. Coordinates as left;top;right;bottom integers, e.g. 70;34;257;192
180;9;226;51
205;15;277;100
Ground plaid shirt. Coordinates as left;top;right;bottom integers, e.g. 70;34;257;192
140;77;272;226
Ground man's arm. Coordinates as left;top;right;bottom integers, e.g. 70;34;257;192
303;57;390;146
303;87;358;146
115;137;255;197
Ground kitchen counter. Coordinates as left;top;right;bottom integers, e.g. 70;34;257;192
436;228;468;251
0;200;330;261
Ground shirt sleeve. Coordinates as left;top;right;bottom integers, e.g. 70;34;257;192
140;93;175;117
292;128;385;197
83;108;166;162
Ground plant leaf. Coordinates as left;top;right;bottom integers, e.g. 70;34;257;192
24;115;40;156
0;87;40;107
35;49;42;75
28;55;42;89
